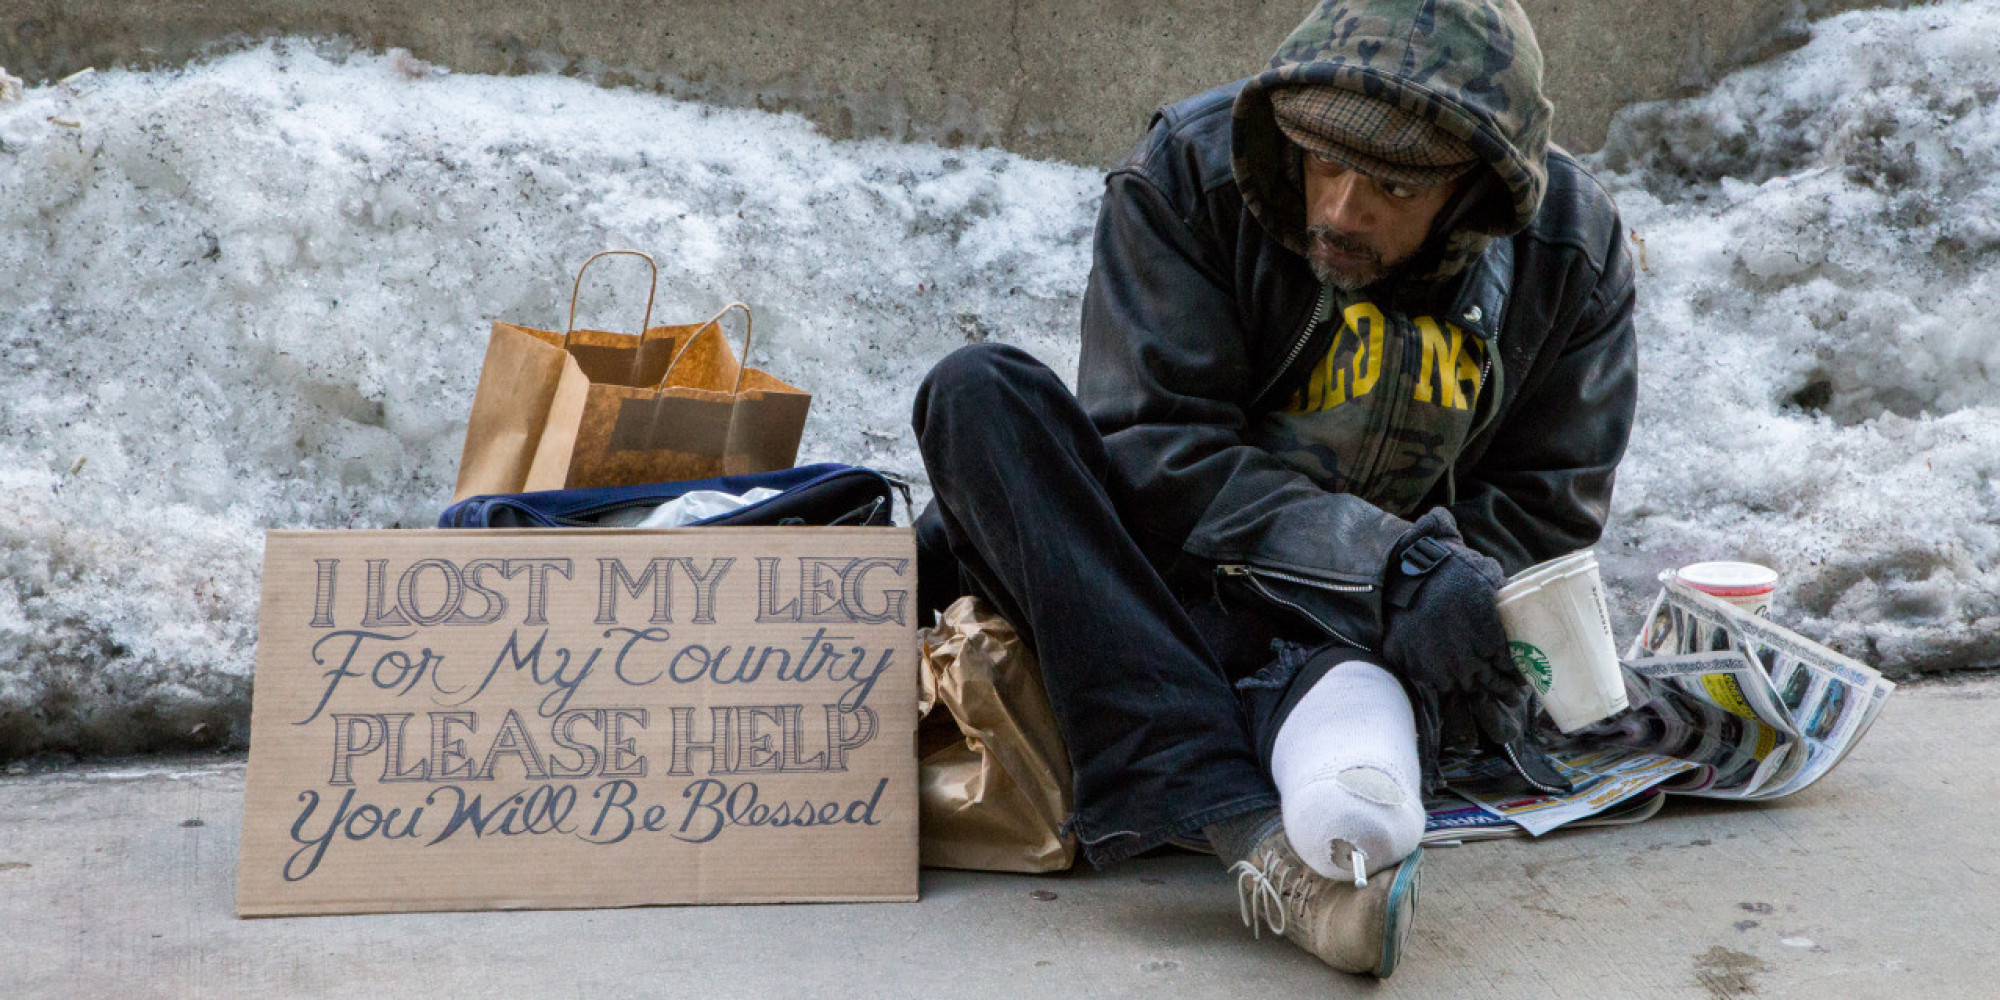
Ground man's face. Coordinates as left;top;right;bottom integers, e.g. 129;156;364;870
1301;152;1460;291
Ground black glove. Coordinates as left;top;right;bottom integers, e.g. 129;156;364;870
1416;673;1572;797
1463;682;1531;747
1379;508;1525;740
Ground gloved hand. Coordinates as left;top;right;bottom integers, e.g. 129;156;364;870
1458;682;1530;748
1379;508;1527;743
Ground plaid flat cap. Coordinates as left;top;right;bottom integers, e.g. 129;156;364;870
1270;85;1478;189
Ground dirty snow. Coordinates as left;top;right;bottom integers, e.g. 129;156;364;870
1588;0;2000;677
2;2;1997;758
0;41;1096;757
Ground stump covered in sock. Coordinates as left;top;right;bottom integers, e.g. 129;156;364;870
1269;659;1425;880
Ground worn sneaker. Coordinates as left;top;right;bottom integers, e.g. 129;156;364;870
1229;830;1424;978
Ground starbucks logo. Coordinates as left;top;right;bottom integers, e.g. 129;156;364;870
1510;641;1554;694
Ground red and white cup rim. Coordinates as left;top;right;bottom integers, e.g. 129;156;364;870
1676;561;1778;599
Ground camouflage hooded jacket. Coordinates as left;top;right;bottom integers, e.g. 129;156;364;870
1075;0;1638;653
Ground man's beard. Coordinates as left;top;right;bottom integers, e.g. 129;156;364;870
1306;223;1396;292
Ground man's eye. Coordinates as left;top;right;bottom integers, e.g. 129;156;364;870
1384;182;1418;199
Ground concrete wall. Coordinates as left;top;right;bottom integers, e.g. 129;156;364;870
4;0;1891;165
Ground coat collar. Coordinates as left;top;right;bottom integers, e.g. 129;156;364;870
1447;237;1513;343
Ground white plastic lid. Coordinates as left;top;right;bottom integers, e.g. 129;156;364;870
1503;548;1595;587
1676;561;1778;596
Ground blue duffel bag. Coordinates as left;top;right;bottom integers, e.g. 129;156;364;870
438;462;905;529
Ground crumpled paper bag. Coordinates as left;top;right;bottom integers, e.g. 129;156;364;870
917;596;1076;872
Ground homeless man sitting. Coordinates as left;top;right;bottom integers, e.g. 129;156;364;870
911;0;1636;978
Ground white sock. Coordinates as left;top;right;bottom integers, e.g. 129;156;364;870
1269;659;1425;880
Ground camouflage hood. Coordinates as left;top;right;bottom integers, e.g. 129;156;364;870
1233;0;1554;257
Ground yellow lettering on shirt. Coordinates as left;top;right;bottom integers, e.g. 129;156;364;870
1287;301;1386;414
1415;318;1472;410
1301;332;1348;409
1285;301;1479;417
1346;302;1384;399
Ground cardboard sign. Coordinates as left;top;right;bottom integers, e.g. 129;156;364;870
238;528;917;916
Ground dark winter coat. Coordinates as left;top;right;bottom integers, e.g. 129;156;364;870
1075;0;1638;654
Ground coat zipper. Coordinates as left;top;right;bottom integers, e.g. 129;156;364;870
1446;344;1503;507
1466;348;1503;444
1217;563;1373;591
1500;741;1572;796
1216;564;1369;648
1249;282;1333;407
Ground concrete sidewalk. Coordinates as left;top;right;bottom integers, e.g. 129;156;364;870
3;678;1994;1000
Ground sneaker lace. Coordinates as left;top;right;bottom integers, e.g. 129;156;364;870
1229;849;1323;939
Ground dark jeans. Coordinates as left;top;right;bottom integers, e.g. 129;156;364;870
912;343;1361;866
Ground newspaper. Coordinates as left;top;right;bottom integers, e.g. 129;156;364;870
1578;652;1800;798
1615;578;1896;800
1423;575;1897;837
1422;791;1667;845
1437;747;1695;836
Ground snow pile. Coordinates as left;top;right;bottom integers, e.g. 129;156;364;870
0;42;1096;758
1;2;1996;759
1590;0;2000;676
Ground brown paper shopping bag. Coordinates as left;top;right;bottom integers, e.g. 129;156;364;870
917;596;1078;873
454;251;811;501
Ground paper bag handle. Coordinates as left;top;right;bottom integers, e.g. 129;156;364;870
659;302;755;395
563;250;659;348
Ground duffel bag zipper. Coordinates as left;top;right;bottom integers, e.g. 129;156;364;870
545;469;894;527
826;496;888;526
1216;563;1369;648
550;497;675;527
874;471;916;523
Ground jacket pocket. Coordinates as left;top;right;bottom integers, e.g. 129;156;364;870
1214;562;1382;652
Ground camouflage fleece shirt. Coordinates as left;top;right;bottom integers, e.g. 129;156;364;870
1252;289;1487;516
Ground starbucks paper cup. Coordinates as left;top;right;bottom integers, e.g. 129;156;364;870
1496;550;1629;733
1674;561;1778;617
